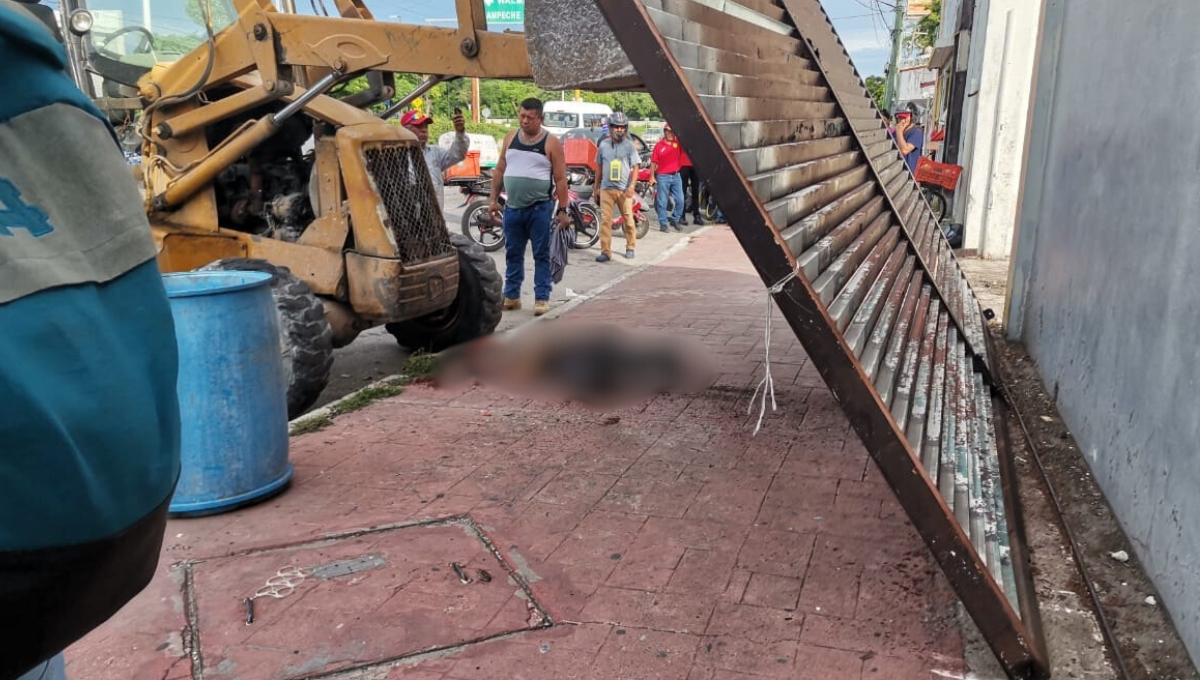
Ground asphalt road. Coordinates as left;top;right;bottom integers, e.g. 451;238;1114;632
309;188;700;411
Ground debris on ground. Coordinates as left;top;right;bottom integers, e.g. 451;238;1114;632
1110;550;1129;563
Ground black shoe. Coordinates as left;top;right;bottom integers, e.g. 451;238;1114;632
625;248;635;259
672;221;683;232
680;217;690;226
595;253;611;263
660;225;669;233
694;216;708;226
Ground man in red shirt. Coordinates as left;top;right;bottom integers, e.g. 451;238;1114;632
649;123;686;231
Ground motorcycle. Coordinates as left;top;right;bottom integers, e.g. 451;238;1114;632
565;165;653;249
456;174;601;251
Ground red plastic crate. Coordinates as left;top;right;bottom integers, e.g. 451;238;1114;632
914;157;963;191
563;137;599;173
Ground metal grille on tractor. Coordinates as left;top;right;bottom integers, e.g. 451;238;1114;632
363;144;456;264
592;0;1048;676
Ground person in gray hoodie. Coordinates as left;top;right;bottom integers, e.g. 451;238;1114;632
402;108;470;210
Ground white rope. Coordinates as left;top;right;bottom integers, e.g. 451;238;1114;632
748;265;800;436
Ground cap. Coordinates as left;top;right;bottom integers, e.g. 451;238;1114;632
400;110;433;126
663;122;672;132
893;110;912;119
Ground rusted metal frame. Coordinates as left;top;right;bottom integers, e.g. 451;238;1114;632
586;7;1048;670
780;180;875;255
796;193;885;278
684;69;832;102
664;37;818;82
841;244;908;347
860;263;919;382
871;270;922;401
811;212;889;304
778;0;995;385
750;151;862;198
647;0;801;51
993;396;1051;673
732;136;856;175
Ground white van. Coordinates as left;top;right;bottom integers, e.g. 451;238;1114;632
438;132;500;169
543;101;613;136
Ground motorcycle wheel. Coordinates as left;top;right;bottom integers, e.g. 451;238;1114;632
634;213;650;239
572;202;601;249
922;186;948;222
461;200;505;252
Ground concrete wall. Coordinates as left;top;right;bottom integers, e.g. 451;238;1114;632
1008;0;1200;661
958;0;1041;258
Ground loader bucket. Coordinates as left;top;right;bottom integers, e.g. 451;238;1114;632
524;0;1050;677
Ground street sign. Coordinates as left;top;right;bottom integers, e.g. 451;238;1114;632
484;0;523;24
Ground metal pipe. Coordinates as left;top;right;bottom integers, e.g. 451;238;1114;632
381;76;448;119
276;71;342;122
152;72;341;211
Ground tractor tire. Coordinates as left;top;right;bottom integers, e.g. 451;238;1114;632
386;233;502;353
199;258;334;418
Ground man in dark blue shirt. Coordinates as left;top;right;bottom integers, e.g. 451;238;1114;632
893;110;924;174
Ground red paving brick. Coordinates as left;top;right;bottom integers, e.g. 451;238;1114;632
66;229;967;680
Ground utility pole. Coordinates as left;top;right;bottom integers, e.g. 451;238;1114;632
882;0;907;112
471;78;481;123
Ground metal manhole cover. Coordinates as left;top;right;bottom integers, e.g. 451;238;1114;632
186;518;549;680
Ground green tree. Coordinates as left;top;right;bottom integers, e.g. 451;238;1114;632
865;75;886;111
915;0;942;50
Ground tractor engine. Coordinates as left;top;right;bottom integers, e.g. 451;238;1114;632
208;101;317;242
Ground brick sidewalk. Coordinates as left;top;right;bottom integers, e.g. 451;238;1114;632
67;228;967;680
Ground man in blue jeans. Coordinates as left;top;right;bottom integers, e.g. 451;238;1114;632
489;98;571;317
1;3;182;679
649;123;686;232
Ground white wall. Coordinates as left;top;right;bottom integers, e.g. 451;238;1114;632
957;0;1041;258
1008;0;1200;658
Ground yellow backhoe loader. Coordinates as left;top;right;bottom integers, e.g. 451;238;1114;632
31;0;545;417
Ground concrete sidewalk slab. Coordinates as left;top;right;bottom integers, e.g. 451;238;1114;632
67;228;967;680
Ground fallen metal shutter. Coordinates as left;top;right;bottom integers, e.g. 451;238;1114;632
592;0;1049;676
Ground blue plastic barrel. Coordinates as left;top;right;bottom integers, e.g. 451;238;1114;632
162;270;292;517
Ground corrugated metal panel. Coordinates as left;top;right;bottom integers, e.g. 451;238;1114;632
592;0;1048;677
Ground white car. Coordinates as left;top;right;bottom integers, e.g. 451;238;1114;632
438;132;500;169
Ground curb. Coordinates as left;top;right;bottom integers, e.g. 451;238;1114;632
289;373;405;433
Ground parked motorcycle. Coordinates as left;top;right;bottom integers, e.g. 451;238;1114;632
456;175;601;251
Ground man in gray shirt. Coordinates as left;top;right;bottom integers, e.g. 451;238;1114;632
402;108;470;211
593;111;640;262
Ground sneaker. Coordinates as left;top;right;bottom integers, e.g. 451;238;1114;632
694;216;707;226
680;217;690;226
672;221;683;232
595;253;611;263
502;297;521;311
534;300;550;316
660;225;669;233
625;248;635;259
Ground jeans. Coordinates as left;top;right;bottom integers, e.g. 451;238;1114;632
503;200;554;302
655;172;685;226
17;654;67;680
598;188;636;256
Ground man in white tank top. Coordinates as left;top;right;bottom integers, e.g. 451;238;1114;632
488;98;570;317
